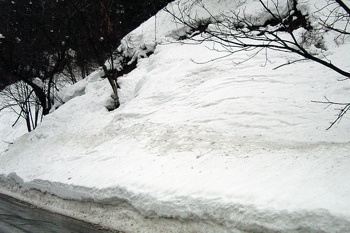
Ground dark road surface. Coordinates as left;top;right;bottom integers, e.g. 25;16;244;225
0;193;119;233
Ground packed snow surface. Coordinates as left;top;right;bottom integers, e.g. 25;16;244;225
1;0;350;232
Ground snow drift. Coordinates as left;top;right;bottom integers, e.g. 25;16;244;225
1;0;350;232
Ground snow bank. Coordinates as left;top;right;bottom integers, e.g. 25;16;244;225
0;108;26;155
1;0;350;232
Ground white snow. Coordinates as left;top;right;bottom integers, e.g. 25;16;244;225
0;108;26;155
1;0;350;232
32;77;44;89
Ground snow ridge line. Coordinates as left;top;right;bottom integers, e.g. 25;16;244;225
0;173;349;232
0;173;236;232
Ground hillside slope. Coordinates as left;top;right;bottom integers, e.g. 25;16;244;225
1;0;350;232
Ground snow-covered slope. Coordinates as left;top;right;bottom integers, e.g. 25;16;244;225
1;0;350;232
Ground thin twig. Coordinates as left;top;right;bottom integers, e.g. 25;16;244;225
273;58;308;70
312;97;350;130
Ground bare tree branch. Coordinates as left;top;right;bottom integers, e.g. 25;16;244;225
312;98;350;130
165;0;350;129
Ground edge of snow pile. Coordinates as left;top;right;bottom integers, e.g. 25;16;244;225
0;173;349;233
0;173;233;233
0;173;240;233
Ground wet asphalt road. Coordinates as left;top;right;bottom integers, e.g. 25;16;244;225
0;193;119;233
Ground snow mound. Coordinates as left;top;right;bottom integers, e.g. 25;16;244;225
1;0;350;232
